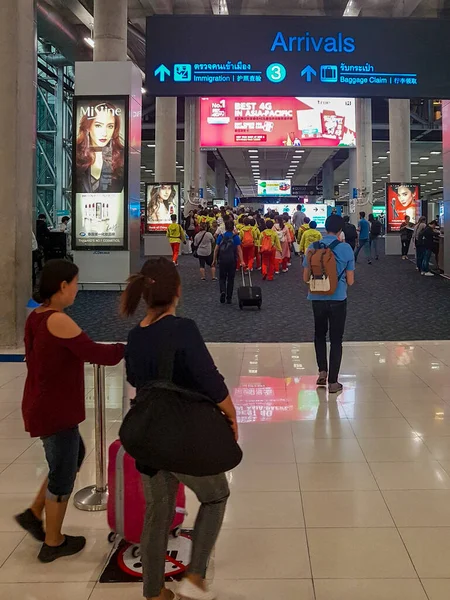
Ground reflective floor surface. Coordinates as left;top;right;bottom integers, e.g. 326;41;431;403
2;341;450;599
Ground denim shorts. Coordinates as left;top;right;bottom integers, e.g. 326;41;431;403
41;426;86;502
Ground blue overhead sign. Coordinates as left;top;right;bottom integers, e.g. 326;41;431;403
146;16;450;98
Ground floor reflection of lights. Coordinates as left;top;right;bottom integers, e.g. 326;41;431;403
233;376;334;423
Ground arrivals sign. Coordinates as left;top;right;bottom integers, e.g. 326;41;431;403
72;96;128;250
146;16;450;98
200;97;356;147
386;183;421;233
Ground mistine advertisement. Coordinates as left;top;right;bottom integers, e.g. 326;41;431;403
73;96;128;249
146;183;181;232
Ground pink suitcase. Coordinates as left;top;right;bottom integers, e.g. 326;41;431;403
107;440;186;545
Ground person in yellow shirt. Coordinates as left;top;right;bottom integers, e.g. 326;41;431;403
297;217;311;247
300;220;322;254
166;214;186;265
239;218;259;271
259;220;282;281
250;217;262;270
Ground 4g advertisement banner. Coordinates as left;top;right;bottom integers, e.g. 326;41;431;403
200;97;356;147
386;183;421;233
72;96;128;250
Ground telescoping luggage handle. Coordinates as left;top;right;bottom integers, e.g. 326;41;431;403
241;265;252;287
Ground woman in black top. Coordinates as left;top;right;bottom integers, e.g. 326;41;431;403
121;258;237;600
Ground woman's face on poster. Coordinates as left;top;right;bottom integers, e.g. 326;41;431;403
159;185;173;201
397;186;414;208
89;112;115;147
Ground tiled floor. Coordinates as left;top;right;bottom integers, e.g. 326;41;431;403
3;342;450;598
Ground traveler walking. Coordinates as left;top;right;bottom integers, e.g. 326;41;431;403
299;220;322;255
259;220;281;281
121;257;237;600
354;211;371;264
193;223;216;281
303;215;355;393
369;214;382;260
413;216;426;271
17;259;124;562
239;217;258;271
274;217;291;273
418;220;438;276
213;220;244;304
342;216;357;250
292;204;306;231
296;217;311;251
166;214;186;266
184;210;197;250
400;215;414;259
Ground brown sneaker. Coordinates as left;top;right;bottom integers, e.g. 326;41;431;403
316;371;327;386
328;382;343;394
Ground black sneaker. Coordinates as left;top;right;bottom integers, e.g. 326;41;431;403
38;535;86;563
15;509;45;542
220;292;226;304
226;299;232;304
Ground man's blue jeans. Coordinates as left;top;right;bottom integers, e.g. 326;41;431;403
354;239;370;262
421;249;432;273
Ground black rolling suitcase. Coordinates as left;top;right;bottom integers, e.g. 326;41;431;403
238;267;262;310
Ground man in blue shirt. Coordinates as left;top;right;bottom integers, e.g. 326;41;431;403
213;220;244;304
303;214;355;393
354;211;371;264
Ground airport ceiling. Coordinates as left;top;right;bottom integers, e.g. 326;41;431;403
41;1;445;198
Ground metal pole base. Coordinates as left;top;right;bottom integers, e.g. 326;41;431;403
73;485;109;512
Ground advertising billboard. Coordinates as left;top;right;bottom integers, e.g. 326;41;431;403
264;203;297;218
200;97;356;147
258;180;292;196
386;183;421;233
146;182;181;232
72;96;128;250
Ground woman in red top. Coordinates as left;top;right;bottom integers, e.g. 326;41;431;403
16;260;124;563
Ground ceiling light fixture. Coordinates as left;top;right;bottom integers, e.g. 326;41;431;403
84;37;95;48
141;87;147;94
430;151;441;155
411;162;419;165
147;143;155;148
378;156;388;159
419;156;430;160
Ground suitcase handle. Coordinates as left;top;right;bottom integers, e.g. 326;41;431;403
241;266;252;287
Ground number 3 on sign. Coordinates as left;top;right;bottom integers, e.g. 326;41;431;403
266;63;287;83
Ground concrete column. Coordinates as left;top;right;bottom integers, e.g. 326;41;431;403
155;97;177;182
215;159;226;200
199;150;208;201
348;148;357;217
322;159;334;200
228;179;236;206
354;98;373;224
0;0;36;346
94;0;127;62
183;97;199;213
389;99;411;181
442;101;450;275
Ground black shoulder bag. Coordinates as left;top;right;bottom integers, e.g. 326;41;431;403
119;339;243;477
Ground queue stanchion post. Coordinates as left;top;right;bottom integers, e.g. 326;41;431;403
74;364;108;511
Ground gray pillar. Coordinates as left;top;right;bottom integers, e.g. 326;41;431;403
183;97;199;213
355;98;373;224
322;159;334;200
94;0;127;62
155;97;177;182
348;148;357;217
199;150;208;201
442;101;450;275
389;99;411;182
0;0;36;346
215;160;226;200
228;179;236;206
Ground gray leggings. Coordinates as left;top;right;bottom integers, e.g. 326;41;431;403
141;470;230;598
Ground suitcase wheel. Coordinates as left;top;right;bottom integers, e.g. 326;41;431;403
239;302;243;310
258;301;262;310
172;527;181;538
108;531;116;544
